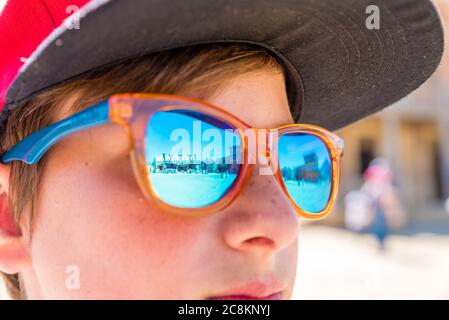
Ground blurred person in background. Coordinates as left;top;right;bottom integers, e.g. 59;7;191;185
345;158;406;251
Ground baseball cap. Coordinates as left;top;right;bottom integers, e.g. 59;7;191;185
0;0;444;134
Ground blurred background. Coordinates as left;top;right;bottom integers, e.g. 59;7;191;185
293;0;449;300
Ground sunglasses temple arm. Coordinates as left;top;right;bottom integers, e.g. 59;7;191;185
1;101;110;165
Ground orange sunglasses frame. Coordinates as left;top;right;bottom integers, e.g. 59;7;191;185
109;93;344;220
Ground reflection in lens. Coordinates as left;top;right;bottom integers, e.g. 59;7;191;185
278;133;332;213
145;110;242;208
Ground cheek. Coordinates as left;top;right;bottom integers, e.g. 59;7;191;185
30;152;212;299
278;236;298;299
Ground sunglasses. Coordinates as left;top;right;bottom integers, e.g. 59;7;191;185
1;94;344;220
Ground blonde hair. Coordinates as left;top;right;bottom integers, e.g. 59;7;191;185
0;43;285;299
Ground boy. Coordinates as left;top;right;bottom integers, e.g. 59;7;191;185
0;0;443;299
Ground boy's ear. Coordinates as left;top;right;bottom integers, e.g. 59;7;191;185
0;163;31;274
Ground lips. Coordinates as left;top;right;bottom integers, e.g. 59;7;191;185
208;292;282;300
207;280;285;300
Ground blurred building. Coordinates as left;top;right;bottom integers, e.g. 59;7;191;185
333;0;449;224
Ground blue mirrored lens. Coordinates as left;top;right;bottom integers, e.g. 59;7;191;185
278;133;332;213
145;110;242;208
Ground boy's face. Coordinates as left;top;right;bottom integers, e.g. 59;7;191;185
20;71;299;299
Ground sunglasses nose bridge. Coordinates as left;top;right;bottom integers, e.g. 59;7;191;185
243;128;265;164
252;128;276;169
240;128;276;165
257;128;269;159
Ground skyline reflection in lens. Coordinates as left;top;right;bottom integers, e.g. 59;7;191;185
278;132;332;213
145;110;242;208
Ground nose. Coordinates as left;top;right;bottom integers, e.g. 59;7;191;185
220;165;299;255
